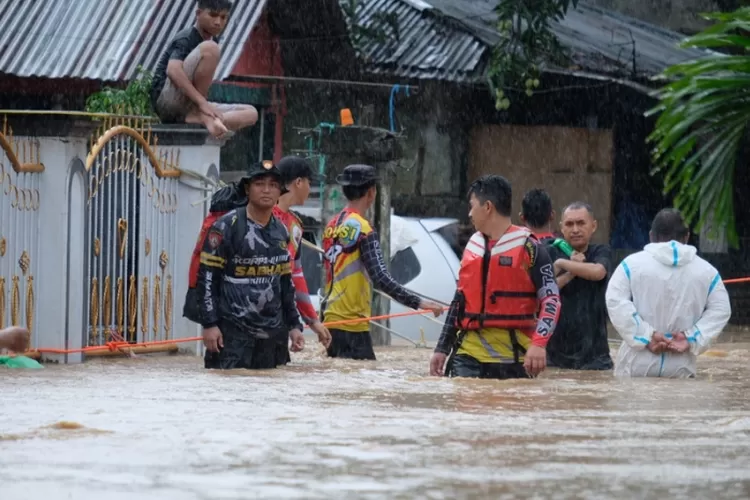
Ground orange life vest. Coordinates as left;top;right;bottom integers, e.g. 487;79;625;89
457;226;538;331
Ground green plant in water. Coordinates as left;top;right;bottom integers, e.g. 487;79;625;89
488;0;578;110
85;66;156;117
648;7;750;248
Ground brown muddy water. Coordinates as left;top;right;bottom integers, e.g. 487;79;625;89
2;341;750;500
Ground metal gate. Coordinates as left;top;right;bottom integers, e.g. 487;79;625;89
0;116;43;344
83;118;181;347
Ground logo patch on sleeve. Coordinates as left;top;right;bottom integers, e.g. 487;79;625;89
207;231;223;249
339;218;362;248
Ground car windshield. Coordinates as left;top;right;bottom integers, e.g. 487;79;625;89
434;221;462;259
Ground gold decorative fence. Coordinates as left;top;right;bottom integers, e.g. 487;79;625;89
84;116;180;346
0;116;43;345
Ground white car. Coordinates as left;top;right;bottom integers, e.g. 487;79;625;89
295;213;461;343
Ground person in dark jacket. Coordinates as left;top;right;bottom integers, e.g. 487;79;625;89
546;202;614;370
196;161;305;370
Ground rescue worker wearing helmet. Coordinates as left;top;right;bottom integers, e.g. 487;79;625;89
196;161;305;370
321;164;443;360
430;175;562;379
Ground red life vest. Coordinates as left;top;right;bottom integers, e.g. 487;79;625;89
188;211;229;288
457;225;538;331
533;231;555;242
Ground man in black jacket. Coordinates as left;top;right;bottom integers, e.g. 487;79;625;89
196;161;305;370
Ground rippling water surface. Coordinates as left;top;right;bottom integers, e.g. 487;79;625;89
2;341;750;499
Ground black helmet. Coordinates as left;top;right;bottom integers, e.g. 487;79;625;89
238;160;282;192
277;156;319;185
335;164;379;186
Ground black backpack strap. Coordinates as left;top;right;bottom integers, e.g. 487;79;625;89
478;234;491;329
231;209;247;255
320;211;349;319
508;329;527;364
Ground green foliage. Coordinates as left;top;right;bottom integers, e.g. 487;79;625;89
341;0;400;55
85;66;156;117
489;0;577;110
647;8;750;248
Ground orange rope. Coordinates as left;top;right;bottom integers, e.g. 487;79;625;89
22;275;750;357
30;306;449;355
722;277;750;284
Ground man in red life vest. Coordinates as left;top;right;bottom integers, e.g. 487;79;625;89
273;156;332;365
520;188;558;244
429;175;562;379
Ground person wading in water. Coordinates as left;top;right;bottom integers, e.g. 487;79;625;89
430;175;561;379
196;161;305;370
606;208;731;378
321;164;443;360
273;156;332;365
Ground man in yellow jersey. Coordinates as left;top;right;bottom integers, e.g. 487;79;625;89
321;164;443;360
429;175;561;379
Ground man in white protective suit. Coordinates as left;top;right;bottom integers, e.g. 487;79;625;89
605;208;732;378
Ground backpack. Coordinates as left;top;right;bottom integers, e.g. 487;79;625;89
183;184;248;324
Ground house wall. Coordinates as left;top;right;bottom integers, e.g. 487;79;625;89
468;124;614;244
230;11;283;84
219;10;285;173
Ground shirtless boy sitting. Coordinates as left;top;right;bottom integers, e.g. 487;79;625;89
150;0;258;138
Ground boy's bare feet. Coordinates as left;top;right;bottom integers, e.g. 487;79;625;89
205;116;228;139
186;108;229;140
0;327;30;353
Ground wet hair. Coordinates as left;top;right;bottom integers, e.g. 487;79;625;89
650;208;689;243
522;188;552;228
563;201;595;219
198;0;232;11
468;175;512;217
342;181;376;201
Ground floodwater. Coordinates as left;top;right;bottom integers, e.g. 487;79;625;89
2;340;750;500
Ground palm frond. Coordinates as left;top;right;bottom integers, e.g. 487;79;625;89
648;8;750;248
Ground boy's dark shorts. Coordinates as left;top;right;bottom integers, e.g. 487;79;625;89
326;329;376;360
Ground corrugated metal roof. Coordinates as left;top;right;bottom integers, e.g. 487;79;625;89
348;0;488;82
421;0;711;78
0;0;266;81
0;0;713;85
552;3;711;76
